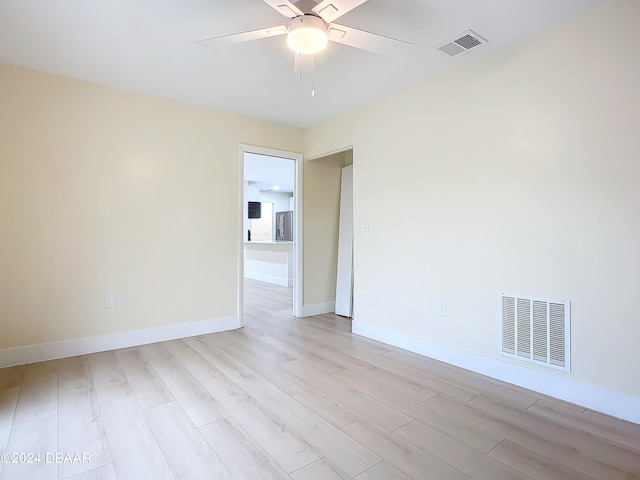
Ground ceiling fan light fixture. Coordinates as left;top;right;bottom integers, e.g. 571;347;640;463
287;15;328;55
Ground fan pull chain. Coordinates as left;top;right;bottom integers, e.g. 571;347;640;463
293;53;318;97
311;55;315;97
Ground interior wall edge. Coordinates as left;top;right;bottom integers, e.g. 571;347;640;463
304;145;354;162
352;319;640;425
0;315;239;368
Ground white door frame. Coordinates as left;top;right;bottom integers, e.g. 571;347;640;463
238;144;303;326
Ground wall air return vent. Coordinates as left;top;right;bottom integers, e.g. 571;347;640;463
500;293;570;371
436;30;487;57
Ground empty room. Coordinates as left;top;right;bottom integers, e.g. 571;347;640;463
1;0;639;479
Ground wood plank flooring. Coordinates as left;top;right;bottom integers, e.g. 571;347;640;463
0;278;639;479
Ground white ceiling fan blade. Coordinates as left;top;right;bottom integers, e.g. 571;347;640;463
327;23;411;55
195;26;287;48
263;0;304;19
312;0;368;23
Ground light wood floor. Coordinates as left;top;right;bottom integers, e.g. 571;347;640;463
1;279;639;480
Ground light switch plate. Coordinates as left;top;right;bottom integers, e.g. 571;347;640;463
438;300;447;317
106;295;116;309
361;220;369;232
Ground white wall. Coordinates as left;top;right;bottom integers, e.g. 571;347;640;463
250;203;274;242
244;243;294;287
258;191;293;214
305;0;640;403
246;183;260;201
0;62;303;354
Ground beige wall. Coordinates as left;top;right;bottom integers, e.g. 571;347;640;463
305;0;640;398
0;63;303;349
302;151;347;306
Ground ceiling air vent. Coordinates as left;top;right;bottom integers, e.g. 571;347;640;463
436;30;487;57
500;293;571;372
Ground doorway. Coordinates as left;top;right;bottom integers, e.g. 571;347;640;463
238;145;303;326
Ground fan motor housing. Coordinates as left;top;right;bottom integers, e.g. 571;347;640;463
287;14;328;55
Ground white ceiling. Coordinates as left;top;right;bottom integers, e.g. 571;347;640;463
0;0;601;128
245;153;295;193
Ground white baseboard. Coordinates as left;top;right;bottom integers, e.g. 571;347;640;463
352;320;640;425
0;315;240;368
302;301;336;317
244;272;292;287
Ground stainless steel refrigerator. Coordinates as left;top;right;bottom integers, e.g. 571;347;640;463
275;211;293;242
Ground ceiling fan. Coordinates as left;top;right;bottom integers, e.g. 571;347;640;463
195;0;411;56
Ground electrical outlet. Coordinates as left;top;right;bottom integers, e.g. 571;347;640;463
105;295;116;309
438;300;447;317
361;220;369;232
